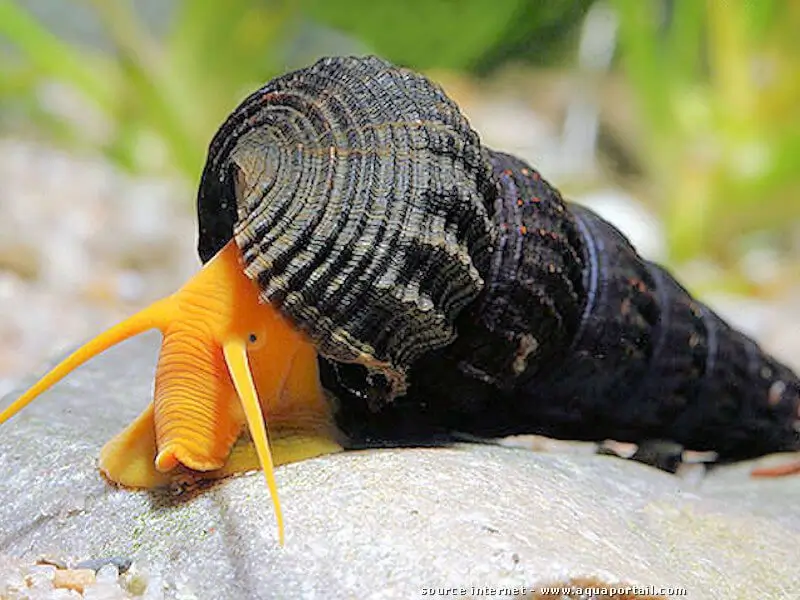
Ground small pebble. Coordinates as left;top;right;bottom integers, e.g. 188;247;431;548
53;568;96;593
75;557;133;575
96;564;120;583
598;439;638;459
25;564;57;587
83;580;127;600
498;434;599;454
51;589;83;599
36;557;69;570
120;562;149;597
675;462;708;487
2;569;27;597
140;568;164;600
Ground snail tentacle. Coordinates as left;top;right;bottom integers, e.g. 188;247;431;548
0;297;174;425
223;339;284;545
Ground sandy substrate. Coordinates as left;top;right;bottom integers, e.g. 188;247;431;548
0;139;197;398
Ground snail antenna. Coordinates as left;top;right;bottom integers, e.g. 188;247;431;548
223;340;285;545
0;298;174;424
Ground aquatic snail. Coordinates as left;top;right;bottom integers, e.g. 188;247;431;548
2;56;799;546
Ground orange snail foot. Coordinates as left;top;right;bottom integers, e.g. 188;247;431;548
197;434;344;480
97;398;240;489
99;402;171;488
99;402;342;490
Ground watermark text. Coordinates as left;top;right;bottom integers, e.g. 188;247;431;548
420;585;688;596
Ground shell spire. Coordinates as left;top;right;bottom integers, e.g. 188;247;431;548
197;56;497;396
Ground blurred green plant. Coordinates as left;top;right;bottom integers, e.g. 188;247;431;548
0;0;587;184
306;0;525;70
2;0;796;278
0;0;298;180
613;0;800;273
304;0;591;72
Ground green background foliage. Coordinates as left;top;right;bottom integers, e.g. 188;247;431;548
613;0;800;271
0;0;798;281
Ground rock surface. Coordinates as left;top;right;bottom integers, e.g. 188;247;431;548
1;334;799;600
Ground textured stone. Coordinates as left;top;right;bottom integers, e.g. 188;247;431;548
1;334;799;600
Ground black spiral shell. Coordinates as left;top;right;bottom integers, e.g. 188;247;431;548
198;56;496;394
198;56;800;462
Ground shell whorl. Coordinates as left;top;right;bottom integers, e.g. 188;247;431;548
197;56;496;393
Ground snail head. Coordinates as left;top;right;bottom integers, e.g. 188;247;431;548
0;240;343;545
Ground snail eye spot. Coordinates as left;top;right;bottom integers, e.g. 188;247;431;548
248;333;258;344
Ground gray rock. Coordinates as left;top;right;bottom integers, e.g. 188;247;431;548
1;334;799;600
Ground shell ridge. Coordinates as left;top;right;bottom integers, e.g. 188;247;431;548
199;56;497;396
